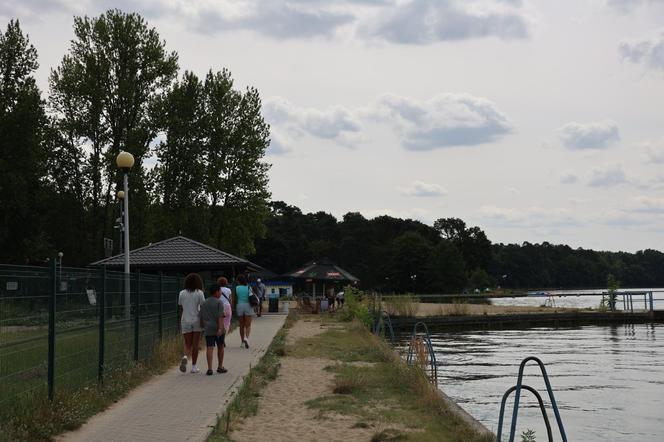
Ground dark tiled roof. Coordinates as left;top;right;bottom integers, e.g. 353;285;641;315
91;236;253;268
285;261;359;282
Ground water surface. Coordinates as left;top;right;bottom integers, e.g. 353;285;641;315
430;323;663;441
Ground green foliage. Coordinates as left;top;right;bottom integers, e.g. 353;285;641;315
339;285;373;327
468;269;492;291
520;429;536;442
0;20;50;263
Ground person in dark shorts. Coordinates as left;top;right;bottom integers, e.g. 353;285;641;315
200;284;227;375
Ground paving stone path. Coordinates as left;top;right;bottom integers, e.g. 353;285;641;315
60;314;286;442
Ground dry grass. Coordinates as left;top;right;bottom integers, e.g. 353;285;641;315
383;295;420;317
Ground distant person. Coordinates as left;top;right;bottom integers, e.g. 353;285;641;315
336;290;345;308
217;276;233;335
178;273;205;373
200;284;227;375
255;278;267;317
326;288;336;312
234;274;255;348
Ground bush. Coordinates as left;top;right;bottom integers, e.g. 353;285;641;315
339;285;372;327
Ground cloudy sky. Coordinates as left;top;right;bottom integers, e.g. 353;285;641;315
4;0;664;252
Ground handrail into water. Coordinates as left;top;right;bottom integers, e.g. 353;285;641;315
496;356;567;442
406;321;438;385
373;310;396;344
498;385;553;442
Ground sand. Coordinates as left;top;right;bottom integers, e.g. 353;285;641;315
230;318;376;442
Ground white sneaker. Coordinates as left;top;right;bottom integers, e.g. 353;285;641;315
191;365;200;374
179;355;187;373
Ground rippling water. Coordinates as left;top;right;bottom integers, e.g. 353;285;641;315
428;323;664;441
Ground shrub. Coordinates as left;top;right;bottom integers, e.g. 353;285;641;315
339;285;373;327
383;294;419;317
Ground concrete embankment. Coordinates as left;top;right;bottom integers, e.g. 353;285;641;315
391;311;657;330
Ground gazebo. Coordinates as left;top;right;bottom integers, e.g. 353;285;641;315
91;235;259;280
284;260;359;300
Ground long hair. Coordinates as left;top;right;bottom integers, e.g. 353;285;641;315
217;276;229;287
236;274;247;285
184;273;203;292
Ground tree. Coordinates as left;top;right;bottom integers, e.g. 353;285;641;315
202;70;271;256
49;9;179;258
0;20;49;263
152;71;208;240
425;240;467;293
434;217;491;272
388;231;434;293
468;268;492;291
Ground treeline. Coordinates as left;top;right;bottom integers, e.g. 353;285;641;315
250;202;664;291
0;11;270;266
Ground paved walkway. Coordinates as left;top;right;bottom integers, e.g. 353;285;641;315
60;314;287;442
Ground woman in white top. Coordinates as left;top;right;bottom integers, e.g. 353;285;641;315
178;273;205;373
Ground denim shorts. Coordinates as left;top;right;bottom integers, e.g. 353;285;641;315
181;321;203;334
236;302;255;317
205;334;225;347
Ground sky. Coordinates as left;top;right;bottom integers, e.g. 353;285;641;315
3;0;664;252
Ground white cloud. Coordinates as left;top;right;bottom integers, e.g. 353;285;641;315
607;0;664;14
365;0;529;44
400;181;447;197
263;97;363;150
632;195;664;213
619;30;664;71
478;205;583;228
587;164;627;187
557;120;620;150
641;138;664;163
368;93;513;150
560;172;578;184
266;130;292;156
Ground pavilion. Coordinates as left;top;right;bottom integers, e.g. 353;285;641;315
283;259;359;299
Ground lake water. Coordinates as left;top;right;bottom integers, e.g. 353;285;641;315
430;323;664;441
489;289;664;310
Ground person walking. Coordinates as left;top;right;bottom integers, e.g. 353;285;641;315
234;274;255;348
217;276;233;335
178;273;205;373
255;278;267;317
200;284;227;375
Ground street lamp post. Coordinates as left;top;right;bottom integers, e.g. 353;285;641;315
116;151;135;320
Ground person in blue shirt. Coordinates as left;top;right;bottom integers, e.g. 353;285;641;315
234;274;255;348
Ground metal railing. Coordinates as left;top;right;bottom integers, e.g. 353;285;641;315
0;262;181;414
496;356;567;442
372;310;396;344
406;321;438;386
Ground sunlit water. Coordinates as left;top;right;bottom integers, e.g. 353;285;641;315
489;289;664;310
428;323;664;441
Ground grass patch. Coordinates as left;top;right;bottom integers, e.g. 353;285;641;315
208;313;296;441
0;334;182;442
287;322;387;363
298;319;494;442
383;295;420;317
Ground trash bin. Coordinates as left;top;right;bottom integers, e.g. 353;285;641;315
269;297;279;313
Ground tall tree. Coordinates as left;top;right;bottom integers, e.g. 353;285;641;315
202;70;271;256
49;9;178;258
0;20;49;263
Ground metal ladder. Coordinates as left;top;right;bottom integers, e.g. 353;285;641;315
406;321;438;385
372;309;396;344
496;356;567;442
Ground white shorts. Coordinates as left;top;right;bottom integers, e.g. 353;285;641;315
181;321;203;334
236;303;256;317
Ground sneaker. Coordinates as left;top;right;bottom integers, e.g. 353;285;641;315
244;339;250;349
179;355;187;373
217;367;228;373
206;369;213;376
191;365;200;374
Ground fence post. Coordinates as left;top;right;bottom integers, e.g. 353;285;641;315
134;271;141;361
158;271;163;340
48;258;56;401
98;266;106;382
649;292;654;312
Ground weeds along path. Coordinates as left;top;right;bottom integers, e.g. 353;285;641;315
227;315;493;442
